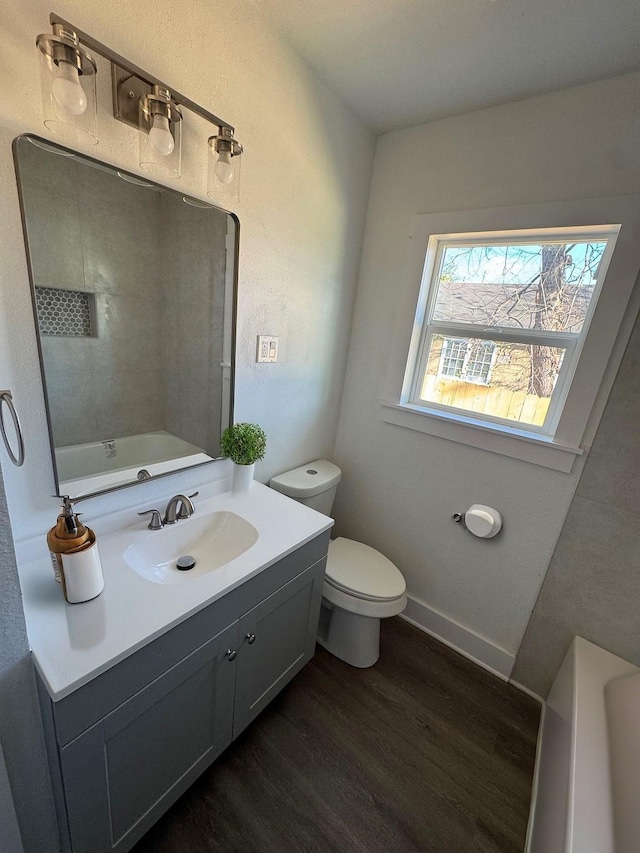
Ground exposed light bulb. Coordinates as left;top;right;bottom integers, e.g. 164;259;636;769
214;150;234;184
51;61;87;116
148;114;174;156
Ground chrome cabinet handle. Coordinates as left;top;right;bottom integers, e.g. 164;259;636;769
246;633;256;645
226;649;237;661
138;509;163;530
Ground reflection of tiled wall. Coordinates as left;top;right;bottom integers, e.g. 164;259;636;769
35;286;94;337
160;195;227;457
513;312;640;697
19;141;164;447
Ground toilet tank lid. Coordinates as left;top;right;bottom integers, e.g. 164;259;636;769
269;459;341;498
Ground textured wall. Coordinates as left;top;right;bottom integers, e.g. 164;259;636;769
0;460;59;851
513;313;640;696
160;194;228;457
333;72;640;664
18;140;165;446
0;0;374;541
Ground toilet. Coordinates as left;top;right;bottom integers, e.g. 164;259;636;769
269;460;407;668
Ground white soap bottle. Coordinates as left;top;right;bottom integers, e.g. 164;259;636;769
60;528;104;604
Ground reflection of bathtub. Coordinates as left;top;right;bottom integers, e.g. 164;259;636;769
56;430;213;496
526;637;640;853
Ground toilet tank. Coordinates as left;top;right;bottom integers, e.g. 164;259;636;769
269;460;341;516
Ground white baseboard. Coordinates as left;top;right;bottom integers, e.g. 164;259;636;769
509;678;544;705
399;595;516;681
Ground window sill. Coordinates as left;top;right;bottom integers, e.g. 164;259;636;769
380;401;584;472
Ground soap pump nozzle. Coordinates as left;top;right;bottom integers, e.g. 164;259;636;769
60;495;79;536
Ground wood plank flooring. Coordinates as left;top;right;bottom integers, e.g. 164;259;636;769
133;618;540;853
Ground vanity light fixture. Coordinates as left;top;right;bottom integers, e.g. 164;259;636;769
35;14;244;195
138;85;182;178
207;127;243;201
36;23;98;145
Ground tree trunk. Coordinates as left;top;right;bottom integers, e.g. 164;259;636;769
530;245;566;397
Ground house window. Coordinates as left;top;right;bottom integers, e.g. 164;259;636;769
438;337;497;385
381;199;640;471
405;228;618;436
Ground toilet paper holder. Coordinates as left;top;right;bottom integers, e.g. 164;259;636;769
452;504;502;539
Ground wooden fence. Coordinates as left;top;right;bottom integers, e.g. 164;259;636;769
421;375;551;426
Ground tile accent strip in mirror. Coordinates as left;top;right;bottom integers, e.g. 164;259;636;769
35;286;95;337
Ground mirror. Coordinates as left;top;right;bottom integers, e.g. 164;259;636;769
14;135;236;500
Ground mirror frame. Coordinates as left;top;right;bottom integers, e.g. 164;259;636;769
13;133;238;502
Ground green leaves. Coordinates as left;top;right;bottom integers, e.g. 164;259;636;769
220;423;267;465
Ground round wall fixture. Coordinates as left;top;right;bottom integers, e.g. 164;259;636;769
464;504;502;538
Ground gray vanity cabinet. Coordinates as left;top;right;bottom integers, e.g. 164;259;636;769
234;562;322;737
59;621;238;852
36;531;329;853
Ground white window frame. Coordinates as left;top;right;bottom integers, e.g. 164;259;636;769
381;197;640;472
409;227;617;437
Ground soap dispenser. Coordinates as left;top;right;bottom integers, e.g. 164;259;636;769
47;496;104;603
47;496;90;584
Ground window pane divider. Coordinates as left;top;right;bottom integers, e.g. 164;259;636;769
428;321;580;347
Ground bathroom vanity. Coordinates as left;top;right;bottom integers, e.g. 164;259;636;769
17;482;331;853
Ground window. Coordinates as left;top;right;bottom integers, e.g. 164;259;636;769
381;198;640;471
405;228;617;436
438;337;497;385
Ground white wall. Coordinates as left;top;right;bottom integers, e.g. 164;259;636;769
333;72;640;673
0;0;374;541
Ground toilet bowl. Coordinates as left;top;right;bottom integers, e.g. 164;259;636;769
269;460;407;668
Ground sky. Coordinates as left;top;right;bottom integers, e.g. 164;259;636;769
439;241;607;288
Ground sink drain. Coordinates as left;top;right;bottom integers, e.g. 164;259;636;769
176;555;196;571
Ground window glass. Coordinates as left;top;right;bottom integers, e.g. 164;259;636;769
433;241;607;333
420;334;566;427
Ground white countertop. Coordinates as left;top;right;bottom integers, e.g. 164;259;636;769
16;481;333;701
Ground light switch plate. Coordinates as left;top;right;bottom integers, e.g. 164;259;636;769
257;335;279;363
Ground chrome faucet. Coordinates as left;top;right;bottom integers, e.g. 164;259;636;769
137;492;198;529
163;492;198;525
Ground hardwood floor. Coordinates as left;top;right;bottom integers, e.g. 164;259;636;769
133;618;540;853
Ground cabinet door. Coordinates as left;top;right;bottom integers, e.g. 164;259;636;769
59;620;239;853
233;560;325;737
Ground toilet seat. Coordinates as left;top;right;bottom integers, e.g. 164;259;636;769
326;538;406;603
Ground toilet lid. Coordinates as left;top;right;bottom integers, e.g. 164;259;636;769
326;538;406;601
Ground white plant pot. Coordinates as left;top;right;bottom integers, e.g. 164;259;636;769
232;462;255;493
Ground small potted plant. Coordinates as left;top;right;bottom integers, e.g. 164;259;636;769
220;422;267;492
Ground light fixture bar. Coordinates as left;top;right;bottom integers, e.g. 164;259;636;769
48;12;234;133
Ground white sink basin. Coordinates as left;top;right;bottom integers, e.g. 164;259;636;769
124;511;259;584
